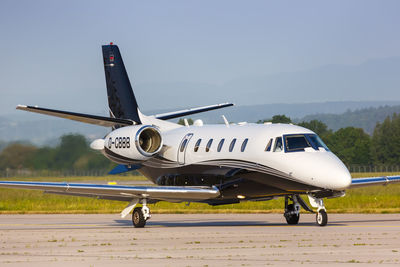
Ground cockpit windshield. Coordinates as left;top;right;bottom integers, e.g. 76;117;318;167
283;134;329;152
285;135;311;152
307;134;330;151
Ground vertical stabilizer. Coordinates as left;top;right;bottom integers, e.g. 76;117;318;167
102;43;141;124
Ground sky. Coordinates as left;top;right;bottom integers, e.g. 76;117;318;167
1;0;399;115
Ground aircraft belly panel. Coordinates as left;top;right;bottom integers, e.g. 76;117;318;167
139;162;320;200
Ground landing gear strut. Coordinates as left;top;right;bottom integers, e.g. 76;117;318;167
132;199;151;228
284;195;301;225
308;195;328;226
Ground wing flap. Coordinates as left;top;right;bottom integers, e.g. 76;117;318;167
350;175;400;188
16;105;133;127
153;103;234;120
0;181;220;202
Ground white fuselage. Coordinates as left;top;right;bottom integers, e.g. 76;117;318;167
103;117;352;192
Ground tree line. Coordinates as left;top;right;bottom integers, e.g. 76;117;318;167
259;114;400;166
1;113;400;171
0;134;114;171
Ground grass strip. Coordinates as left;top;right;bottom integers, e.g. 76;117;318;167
0;172;399;214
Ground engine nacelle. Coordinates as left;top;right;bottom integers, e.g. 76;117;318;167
103;125;163;164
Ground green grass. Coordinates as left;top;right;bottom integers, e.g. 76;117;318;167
0;173;399;214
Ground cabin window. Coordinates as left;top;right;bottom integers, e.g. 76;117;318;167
265;138;272;151
241;138;248;152
206;139;213;152
180;139;188;152
194;139;201;152
229;138;237;152
284;135;311;152
273;137;283;152
217;139;225;152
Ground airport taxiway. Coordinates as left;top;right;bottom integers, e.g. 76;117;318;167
0;213;400;266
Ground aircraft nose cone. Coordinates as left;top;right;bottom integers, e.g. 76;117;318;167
318;154;352;190
290;152;352;190
329;164;352;190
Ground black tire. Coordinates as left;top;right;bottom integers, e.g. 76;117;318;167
316;210;328;226
285;213;300;225
284;204;300;225
132;207;146;228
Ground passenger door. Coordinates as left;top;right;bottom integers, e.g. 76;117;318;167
177;133;193;165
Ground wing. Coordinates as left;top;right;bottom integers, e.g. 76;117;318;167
16;105;133;127
153;103;234;120
350;175;400;188
0;181;220;202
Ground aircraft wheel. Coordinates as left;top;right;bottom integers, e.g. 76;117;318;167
284;204;300;225
132;207;146;228
316;209;328;226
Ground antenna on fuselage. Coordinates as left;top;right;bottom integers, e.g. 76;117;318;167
183;118;189;127
222;115;230;128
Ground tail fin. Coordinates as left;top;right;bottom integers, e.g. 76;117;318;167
102;43;141;125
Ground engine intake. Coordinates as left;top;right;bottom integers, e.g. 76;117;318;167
135;126;163;157
103;124;163;164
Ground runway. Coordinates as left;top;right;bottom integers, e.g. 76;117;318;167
1;213;400;266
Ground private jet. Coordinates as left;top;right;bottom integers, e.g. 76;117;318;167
1;43;399;227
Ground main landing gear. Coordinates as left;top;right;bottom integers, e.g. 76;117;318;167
283;194;328;226
131;199;151;228
284;195;301;225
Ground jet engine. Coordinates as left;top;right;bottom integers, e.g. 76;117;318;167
92;125;163;164
135;126;163;157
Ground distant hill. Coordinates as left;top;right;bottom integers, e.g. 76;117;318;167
1;101;400;145
0;116;108;146
298;105;400;135
178;101;400;124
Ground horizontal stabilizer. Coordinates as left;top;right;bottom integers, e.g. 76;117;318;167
0;181;220;202
109;164;141;175
350;175;400;188
154;103;234;120
16;105;133;127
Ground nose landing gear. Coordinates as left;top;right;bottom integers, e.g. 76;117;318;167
283;194;328;226
316;209;328;226
308;195;328;226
